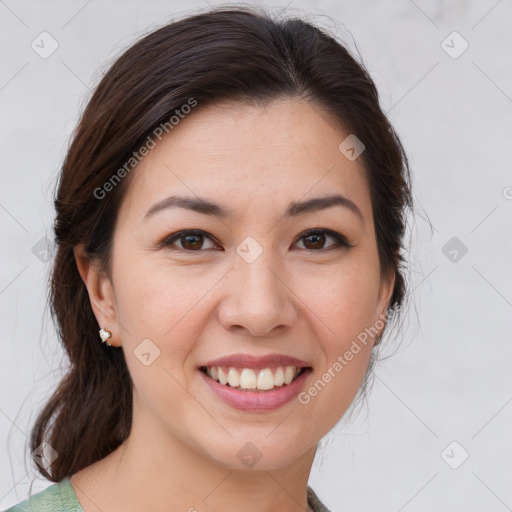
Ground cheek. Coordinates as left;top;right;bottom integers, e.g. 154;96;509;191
112;258;207;409
298;265;377;421
113;252;210;334
112;253;221;385
306;346;371;434
293;256;381;342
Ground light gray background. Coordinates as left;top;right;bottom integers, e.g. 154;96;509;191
1;0;511;511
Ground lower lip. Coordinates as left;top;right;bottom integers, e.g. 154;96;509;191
199;368;312;412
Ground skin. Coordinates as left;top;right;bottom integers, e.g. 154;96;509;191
72;97;394;512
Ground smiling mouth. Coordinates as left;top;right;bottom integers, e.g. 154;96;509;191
199;365;311;392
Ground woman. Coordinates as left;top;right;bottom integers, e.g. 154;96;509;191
5;4;412;511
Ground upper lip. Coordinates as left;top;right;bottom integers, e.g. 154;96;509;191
201;354;312;370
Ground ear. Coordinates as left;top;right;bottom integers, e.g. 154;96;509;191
373;270;396;346
73;243;121;347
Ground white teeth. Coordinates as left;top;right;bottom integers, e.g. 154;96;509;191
239;368;257;389
218;367;228;385
284;366;295;385
256;368;274;390
204;365;304;391
227;368;240;388
274;367;284;387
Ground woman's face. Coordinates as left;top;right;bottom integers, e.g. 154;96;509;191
86;98;394;470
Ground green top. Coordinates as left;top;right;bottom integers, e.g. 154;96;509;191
3;478;82;512
4;477;332;512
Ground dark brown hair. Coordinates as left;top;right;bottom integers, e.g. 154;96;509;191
25;4;413;482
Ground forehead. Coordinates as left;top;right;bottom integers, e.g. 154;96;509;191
119;98;371;224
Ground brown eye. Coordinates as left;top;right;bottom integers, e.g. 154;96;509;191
161;228;351;254
180;233;203;250
294;229;351;251
303;232;326;250
162;230;218;251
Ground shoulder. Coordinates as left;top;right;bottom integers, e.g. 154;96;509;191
3;477;83;512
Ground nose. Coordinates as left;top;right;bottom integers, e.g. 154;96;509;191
217;253;298;338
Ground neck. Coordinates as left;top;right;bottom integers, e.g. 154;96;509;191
71;397;318;512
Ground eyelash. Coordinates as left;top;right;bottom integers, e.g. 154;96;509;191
160;228;353;253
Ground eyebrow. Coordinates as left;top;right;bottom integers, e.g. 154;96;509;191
142;193;364;224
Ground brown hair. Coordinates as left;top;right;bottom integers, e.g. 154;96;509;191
24;4;413;482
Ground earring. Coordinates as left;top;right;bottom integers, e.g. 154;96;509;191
99;327;112;347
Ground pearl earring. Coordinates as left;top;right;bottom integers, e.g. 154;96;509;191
99;327;112;347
